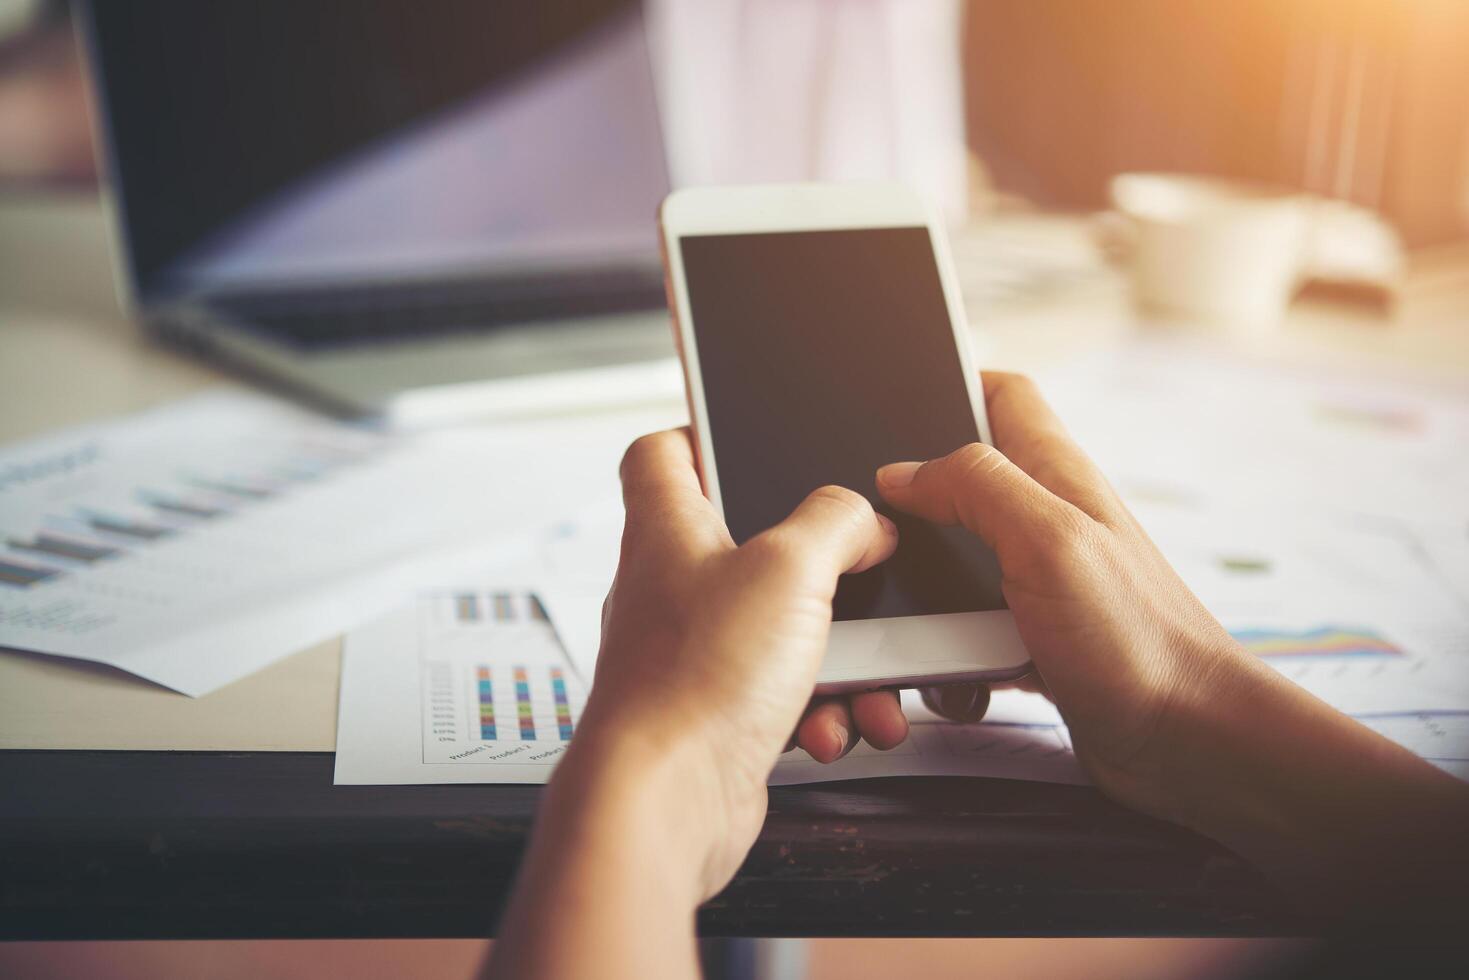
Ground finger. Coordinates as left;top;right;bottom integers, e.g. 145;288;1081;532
1007;670;1053;700
849;690;909;749
979;372;1118;522
797;697;856;763
749;485;899;585
876;442;1078;555
918;683;991;723
619;429;732;555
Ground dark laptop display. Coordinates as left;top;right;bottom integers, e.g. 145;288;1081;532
83;0;671;345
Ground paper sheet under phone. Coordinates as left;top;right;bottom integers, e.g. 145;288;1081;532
334;516;1469;788
333;586;1087;787
0;390;679;696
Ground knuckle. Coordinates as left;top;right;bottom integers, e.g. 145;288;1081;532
949;441;1005;481
806;485;874;524
1033;504;1099;567
741;529;804;573
1007;372;1041;397
1025;430;1074;462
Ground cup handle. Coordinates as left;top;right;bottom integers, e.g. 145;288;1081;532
1092;210;1137;264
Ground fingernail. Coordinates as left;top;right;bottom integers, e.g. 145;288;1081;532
878;461;922;488
875;513;897;535
940;684;985;722
940;686;969;717
830;722;849;757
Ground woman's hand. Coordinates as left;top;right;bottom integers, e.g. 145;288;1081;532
574;428;901;897
826;372;1469;919
811;371;1259;817
490;430;901;980
491;374;1469;980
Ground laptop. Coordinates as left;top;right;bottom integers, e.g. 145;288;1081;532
79;0;678;426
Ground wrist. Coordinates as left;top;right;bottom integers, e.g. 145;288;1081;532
1140;635;1286;827
544;715;739;904
490;718;720;978
1126;634;1463;912
1084;628;1265;826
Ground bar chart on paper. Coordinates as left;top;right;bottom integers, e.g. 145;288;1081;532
0;390;653;695
0;399;382;597
419;591;585;766
1231;625;1417;687
1232;626;1405;660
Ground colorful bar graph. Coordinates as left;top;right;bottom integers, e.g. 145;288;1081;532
493;593;513;622
477;667;496;740
9;533;119;563
1232;626;1404;659
515;666;535;740
551;668;574;740
0;558;61;587
456;594;481;622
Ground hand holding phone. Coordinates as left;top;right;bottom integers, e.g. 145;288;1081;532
658;183;1029;693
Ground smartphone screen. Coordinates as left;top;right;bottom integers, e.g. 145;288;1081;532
680;227;1006;621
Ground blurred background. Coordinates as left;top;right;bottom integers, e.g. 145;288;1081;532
1;1;1465;977
4;0;1467;357
5;0;1467;233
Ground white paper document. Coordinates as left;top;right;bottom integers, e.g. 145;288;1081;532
335;590;587;784
334;588;1088;786
0;390;680;695
1038;341;1469;529
1137;504;1469;716
336;576;1468;788
337;581;1469;787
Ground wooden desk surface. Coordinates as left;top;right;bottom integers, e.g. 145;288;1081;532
0;753;1289;939
2;190;1463;937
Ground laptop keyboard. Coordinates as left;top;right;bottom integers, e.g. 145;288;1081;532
210;268;666;350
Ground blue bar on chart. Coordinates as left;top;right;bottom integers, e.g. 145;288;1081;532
9;533;120;563
477;666;496;740
191;476;275;500
140;490;225;519
551;667;574;740
272;458;330;482
515;666;535;740
0;558;62;587
83;510;174;541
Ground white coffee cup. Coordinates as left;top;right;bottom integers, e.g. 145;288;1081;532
1109;173;1310;328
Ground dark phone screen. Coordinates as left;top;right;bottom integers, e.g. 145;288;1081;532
680;227;1006;621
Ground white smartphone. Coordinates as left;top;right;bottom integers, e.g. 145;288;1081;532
658;183;1031;694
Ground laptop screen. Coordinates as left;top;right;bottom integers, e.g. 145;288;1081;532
83;0;670;302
